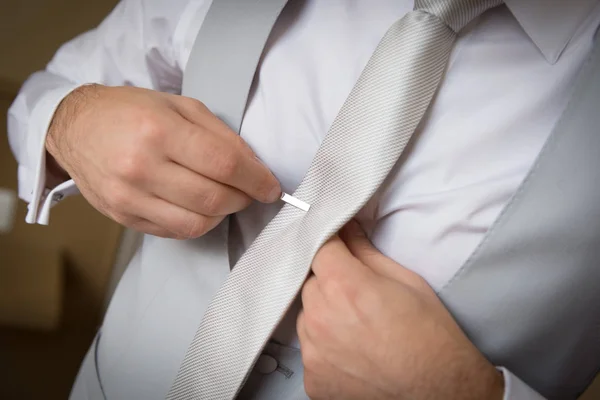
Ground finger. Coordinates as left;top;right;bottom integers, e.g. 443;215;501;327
297;310;318;356
341;220;424;287
129;217;178;239
148;162;252;217
136;195;223;239
311;236;365;282
296;311;321;364
297;312;332;400
167;106;281;203
98;191;177;238
296;310;309;344
301;275;323;314
172;95;247;143
91;197;176;239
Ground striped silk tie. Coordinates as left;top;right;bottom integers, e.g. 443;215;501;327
168;0;503;398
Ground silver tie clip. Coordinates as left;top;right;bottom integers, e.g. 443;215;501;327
280;192;311;212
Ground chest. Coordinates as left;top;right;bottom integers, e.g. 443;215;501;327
231;1;592;290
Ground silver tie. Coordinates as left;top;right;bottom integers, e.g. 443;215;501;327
168;1;503;398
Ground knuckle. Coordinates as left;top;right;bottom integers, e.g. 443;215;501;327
136;114;165;143
215;151;240;181
342;278;361;303
355;282;381;315
103;182;131;211
410;273;434;295
301;278;315;301
301;344;321;373
314;281;330;302
410;272;427;287
320;277;342;300
182;216;210;239
201;189;225;216
323;271;359;305
312;243;335;273
117;150;146;182
304;309;329;341
109;191;129;210
186;97;209;113
231;134;251;154
357;242;379;259
314;256;343;288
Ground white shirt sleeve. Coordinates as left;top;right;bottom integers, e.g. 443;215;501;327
499;367;547;400
6;0;197;224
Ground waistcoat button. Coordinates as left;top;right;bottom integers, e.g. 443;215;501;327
255;354;278;374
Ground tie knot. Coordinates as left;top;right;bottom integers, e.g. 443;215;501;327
414;0;503;32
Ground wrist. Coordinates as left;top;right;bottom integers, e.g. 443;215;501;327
45;152;70;187
450;352;505;400
46;83;101;176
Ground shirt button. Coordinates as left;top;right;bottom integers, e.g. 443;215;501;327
255;354;278;375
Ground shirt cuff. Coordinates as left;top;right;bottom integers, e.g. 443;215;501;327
23;83;82;225
499;367;547;400
33;180;80;225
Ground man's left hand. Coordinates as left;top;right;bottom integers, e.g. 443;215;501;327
297;221;504;400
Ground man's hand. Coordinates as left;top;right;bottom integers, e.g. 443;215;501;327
46;85;281;238
297;221;504;400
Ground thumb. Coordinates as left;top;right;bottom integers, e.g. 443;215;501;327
340;220;424;287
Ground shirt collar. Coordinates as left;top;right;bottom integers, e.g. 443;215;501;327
505;0;599;64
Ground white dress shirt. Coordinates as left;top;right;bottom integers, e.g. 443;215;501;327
7;0;600;398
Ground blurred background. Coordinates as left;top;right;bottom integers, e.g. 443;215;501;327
0;1;599;399
0;1;142;399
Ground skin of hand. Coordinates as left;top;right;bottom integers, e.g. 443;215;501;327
297;220;505;400
45;84;281;239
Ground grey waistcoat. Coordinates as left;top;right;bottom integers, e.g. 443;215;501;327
88;2;600;400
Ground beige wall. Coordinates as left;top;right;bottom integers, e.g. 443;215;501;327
0;0;121;324
0;0;119;87
0;1;121;398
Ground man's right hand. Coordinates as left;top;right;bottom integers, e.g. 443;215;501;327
45;84;281;239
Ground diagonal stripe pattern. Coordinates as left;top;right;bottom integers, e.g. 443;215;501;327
168;1;503;399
